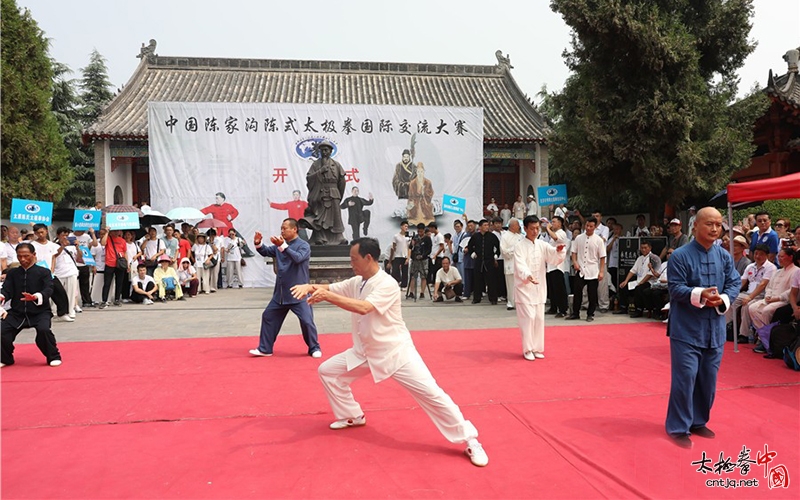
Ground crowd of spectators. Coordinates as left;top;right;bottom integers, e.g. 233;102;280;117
0;219;251;321
383;196;800;361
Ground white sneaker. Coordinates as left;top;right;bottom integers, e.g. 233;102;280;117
533;352;545;359
68;313;76;319
143;298;154;305
523;351;535;361
311;350;322;358
249;349;272;357
0;363;6;368
57;315;75;322
49;359;62;367
74;306;82;313
465;440;489;467
329;415;366;430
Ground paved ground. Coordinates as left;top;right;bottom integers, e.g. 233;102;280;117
34;288;658;344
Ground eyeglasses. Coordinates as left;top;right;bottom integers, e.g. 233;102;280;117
775;223;785;227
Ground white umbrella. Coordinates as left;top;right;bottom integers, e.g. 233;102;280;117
166;207;206;221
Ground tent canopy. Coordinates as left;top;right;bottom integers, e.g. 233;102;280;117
726;172;800;204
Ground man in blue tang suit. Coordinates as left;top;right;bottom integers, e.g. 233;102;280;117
665;207;740;448
249;218;322;358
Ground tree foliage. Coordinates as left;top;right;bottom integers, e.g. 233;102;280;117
79;49;114;126
52;60;94;208
547;0;769;215
1;0;72;217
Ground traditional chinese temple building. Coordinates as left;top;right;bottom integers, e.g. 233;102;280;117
84;45;549;209
734;47;800;182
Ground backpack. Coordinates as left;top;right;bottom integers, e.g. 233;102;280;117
770;322;799;358
783;334;800;371
162;276;176;291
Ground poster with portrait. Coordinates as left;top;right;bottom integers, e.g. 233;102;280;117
148;102;483;286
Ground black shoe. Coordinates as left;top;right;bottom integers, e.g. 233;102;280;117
690;426;715;439
472;300;481;304
753;345;767;354
565;315;580;320
612;309;627;315
434;296;444;302
455;297;463;302
586;316;595;322
668;433;693;449
545;310;557;315
419;294;425;299
113;300;121;306
555;313;565;318
490;301;498;305
630;310;643;318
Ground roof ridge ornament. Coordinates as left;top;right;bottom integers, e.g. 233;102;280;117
495;50;513;73
783;48;799;73
137;39;157;60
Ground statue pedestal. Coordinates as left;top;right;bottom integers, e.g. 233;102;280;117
309;245;353;284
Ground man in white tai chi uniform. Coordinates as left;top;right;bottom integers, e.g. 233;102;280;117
291;237;489;467
513;216;566;361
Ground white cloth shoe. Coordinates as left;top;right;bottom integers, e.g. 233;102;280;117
329;415;366;430
533;352;545;359
49;360;62;367
523;351;535;361
248;349;272;357
465;440;489;467
56;315;75;322
311;350;322;358
143;298;154;305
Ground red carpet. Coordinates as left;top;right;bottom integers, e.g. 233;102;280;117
2;323;798;498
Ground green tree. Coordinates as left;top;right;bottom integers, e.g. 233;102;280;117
52;60;94;208
1;0;72;217
548;0;768;216
79;49;114;125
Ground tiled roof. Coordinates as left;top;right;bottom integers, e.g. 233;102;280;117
764;70;800;109
84;55;548;144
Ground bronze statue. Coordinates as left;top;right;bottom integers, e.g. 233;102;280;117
301;141;347;245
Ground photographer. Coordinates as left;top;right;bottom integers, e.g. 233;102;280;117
407;223;431;300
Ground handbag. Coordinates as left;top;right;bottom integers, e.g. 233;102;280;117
240;258;247;267
112;237;127;270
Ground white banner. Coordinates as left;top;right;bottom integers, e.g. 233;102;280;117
148;102;484;286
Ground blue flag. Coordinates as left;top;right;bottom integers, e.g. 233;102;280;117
537;185;568;206
10;198;53;225
106;212;141;230
73;210;101;231
442;194;466;214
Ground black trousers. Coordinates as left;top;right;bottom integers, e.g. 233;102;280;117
619;282;651;311
428;257;443;285
497;259;507;298
51;278;70;317
642;286;669;314
102;267;127;302
546;269;568;314
572;276;598;317
391;257;409;288
1;313;61;365
131;281;156;303
78;265;92;305
437;282;464;297
472;262;498;304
